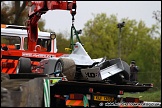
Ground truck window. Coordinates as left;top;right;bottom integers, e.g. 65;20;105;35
24;37;51;52
1;35;21;50
24;37;28;50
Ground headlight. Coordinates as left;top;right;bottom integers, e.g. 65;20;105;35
50;32;56;39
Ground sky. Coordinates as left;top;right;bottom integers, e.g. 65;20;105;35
41;1;161;33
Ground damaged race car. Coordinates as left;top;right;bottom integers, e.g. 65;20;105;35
16;24;131;85
35;41;130;85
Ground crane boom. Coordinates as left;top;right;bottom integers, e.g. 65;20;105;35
26;1;76;51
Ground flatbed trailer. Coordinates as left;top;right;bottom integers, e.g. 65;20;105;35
51;81;152;94
1;73;153;107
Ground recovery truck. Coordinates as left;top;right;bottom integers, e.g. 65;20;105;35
1;1;156;107
1;0;77;74
1;24;63;74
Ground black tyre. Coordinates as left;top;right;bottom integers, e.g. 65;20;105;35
16;57;31;73
54;58;76;81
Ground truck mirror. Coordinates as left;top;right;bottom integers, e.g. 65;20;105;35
50;32;56;39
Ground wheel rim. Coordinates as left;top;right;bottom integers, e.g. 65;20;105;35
55;62;63;76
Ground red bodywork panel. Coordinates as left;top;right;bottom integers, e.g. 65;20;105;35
1;50;64;74
1;50;64;58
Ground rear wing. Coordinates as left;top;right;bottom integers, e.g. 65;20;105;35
81;58;129;81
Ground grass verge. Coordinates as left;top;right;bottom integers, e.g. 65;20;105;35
121;90;161;102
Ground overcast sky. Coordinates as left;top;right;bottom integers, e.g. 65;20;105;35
41;1;161;33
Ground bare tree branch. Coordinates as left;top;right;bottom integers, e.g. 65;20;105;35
14;1;27;24
153;10;161;23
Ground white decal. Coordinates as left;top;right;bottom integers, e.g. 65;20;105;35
22;52;55;58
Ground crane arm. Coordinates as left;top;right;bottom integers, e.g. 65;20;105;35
26;1;76;51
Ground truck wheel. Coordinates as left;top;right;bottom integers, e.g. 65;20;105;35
54;58;76;81
16;57;31;74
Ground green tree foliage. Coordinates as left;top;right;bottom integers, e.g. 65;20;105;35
80;13;161;90
38;19;46;31
80;13;118;59
56;33;70;54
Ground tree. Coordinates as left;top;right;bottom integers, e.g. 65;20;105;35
1;1;28;25
1;1;45;29
153;10;161;23
80;13;161;90
152;10;161;38
80;13;118;59
56;33;70;53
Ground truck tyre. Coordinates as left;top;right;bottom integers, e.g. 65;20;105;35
109;60;130;85
54;58;76;81
16;57;31;73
